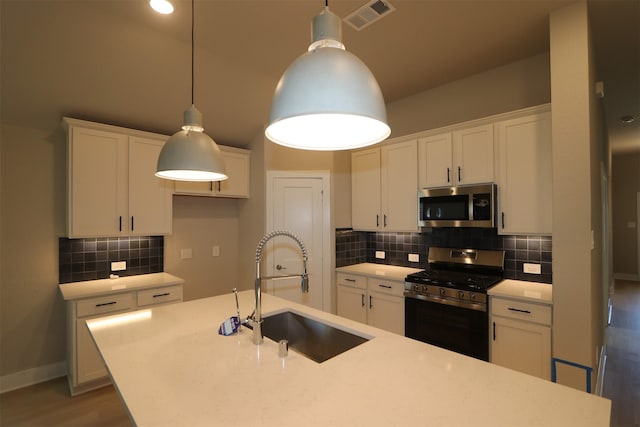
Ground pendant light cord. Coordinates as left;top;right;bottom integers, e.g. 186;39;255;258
191;0;195;106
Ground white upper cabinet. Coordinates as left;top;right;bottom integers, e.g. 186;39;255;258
128;137;173;235
495;111;552;235
419;124;494;189
352;140;418;232
173;146;250;198
65;118;173;238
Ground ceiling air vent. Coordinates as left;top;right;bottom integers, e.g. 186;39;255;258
344;0;396;31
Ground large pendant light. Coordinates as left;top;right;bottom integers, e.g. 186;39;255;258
156;0;227;182
265;2;390;151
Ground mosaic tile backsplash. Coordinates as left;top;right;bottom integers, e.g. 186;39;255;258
59;236;164;283
336;228;552;284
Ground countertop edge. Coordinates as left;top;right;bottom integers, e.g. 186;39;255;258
59;272;184;301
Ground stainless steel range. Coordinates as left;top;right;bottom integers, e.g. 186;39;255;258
404;247;505;361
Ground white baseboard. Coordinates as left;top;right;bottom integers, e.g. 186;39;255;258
613;273;640;282
0;361;67;394
595;345;607;396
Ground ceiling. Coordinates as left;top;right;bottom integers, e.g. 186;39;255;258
1;0;638;152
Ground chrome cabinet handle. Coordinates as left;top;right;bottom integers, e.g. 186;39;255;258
378;284;392;289
447;167;450;182
345;278;356;283
369;295;373;309
276;264;286;271
119;216;122;232
131;216;134;231
493;321;496;340
501;212;505;229
458;166;461;182
361;294;365;307
376;214;379;227
383;214;387;227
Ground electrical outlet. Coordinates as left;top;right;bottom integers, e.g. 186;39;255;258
212;246;220;257
181;248;193;260
375;251;385;259
408;253;419;262
111;261;126;271
523;263;541;274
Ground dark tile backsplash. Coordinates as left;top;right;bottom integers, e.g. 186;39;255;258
336;228;552;284
59;236;164;283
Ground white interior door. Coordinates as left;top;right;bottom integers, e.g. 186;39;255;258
265;172;329;311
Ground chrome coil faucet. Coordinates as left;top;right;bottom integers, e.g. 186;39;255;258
247;230;309;345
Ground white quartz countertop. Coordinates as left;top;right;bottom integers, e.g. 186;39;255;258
88;291;609;427
58;272;184;300
489;279;553;304
336;263;422;281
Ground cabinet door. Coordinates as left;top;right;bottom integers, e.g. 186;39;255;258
351;148;382;231
418;133;452;188
367;291;404;335
128;136;173;235
216;148;250;198
174;180;215;196
381;140;418;232
453;124;494;185
337;285;367;324
491;316;551;380
496;112;552;235
68;127;127;237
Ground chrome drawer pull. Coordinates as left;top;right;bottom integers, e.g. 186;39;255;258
344;278;356;282
508;307;531;314
378;284;392;289
153;293;171;298
96;301;117;307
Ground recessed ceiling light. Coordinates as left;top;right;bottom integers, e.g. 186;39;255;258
150;0;174;14
620;115;636;124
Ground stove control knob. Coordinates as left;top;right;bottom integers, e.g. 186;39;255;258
469;293;476;301
458;291;465;300
439;288;446;297
413;284;419;292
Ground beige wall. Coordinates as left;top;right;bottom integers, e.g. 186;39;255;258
386;53;551;137
164;196;241;301
612;152;640;276
550;1;606;390
1;123;67;377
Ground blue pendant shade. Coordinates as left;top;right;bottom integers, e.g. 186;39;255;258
156;105;227;181
265;7;390;150
155;0;227;182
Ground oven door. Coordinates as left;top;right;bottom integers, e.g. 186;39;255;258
405;297;488;361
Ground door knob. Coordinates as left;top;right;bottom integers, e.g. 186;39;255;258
276;264;286;271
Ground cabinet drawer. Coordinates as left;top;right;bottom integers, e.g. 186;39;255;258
77;293;135;318
336;273;366;290
367;278;404;297
137;285;183;307
490;297;552;326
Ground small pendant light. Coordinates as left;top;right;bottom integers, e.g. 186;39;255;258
265;1;390;151
156;0;227;182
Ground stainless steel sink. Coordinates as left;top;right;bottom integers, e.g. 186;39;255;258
260;310;370;363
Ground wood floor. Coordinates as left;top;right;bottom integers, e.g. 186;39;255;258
603;279;640;427
1;279;639;427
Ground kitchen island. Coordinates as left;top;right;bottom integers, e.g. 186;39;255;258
87;291;610;426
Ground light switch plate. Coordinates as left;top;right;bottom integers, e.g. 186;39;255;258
181;248;193;260
523;263;541;274
408;253;419;262
375;251;385;259
111;261;126;271
212;246;220;257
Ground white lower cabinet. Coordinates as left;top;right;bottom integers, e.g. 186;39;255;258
490;296;552;380
65;284;183;395
336;273;404;335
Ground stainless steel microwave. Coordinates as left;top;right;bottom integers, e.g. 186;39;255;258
418;184;497;228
